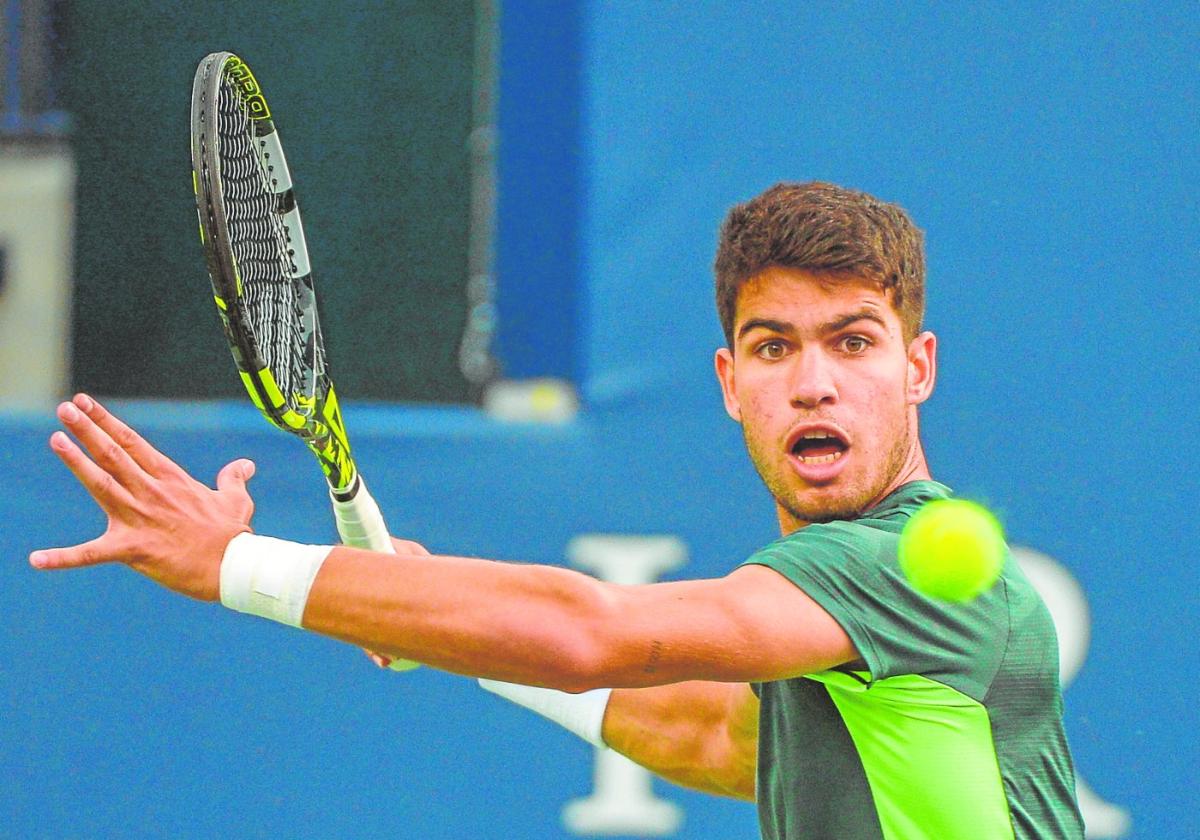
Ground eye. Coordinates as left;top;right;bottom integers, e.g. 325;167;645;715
840;335;872;354
755;339;788;360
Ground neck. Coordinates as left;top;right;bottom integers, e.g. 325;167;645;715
871;442;932;504
862;412;934;512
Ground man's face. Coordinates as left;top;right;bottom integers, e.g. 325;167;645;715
715;266;936;533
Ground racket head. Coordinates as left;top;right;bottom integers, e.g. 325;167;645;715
190;51;357;492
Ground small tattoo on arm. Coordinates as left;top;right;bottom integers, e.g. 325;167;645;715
643;640;663;674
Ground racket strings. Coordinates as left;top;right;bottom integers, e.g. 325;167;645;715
216;78;319;410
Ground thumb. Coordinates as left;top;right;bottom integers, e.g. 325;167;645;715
216;458;255;492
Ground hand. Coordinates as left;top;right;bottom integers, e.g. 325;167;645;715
29;394;256;601
364;536;431;668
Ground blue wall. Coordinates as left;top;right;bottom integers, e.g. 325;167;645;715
3;2;1197;837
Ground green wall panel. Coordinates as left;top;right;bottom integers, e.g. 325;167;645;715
66;2;475;402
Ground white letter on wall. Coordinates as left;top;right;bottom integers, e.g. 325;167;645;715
561;535;687;836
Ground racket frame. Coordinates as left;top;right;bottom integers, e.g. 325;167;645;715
190;51;357;498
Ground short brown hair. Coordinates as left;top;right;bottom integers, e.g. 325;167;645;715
714;182;926;347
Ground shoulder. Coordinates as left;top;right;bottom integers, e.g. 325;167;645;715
993;558;1062;654
745;528;1018;692
746;519;898;585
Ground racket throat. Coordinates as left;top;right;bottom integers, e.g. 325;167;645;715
329;471;361;502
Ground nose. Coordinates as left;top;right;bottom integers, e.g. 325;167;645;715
789;347;838;408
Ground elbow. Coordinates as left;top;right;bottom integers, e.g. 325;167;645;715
546;628;619;694
515;576;632;694
540;601;630;694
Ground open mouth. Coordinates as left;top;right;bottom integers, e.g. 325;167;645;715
789;429;850;465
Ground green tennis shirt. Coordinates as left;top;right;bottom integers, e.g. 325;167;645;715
743;481;1083;840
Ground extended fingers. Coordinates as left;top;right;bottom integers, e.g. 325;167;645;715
72;394;183;479
49;429;135;513
30;535;124;570
57;400;151;492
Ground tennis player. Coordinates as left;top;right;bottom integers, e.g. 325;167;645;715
32;182;1083;839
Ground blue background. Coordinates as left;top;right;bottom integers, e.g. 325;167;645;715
2;2;1197;837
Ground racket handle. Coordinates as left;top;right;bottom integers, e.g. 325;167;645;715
330;478;395;554
329;478;420;672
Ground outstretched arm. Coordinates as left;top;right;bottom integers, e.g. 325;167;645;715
33;395;856;691
300;545;850;690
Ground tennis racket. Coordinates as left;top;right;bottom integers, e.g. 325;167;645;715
189;51;417;670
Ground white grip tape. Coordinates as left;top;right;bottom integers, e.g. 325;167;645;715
330;480;419;671
331;480;395;555
220;533;332;628
478;679;612;749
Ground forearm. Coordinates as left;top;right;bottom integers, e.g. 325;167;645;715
300;545;621;690
237;539;848;691
603;681;758;801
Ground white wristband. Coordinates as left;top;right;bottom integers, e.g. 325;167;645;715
478;679;612;749
220;533;333;628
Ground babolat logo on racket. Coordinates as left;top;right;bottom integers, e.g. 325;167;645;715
225;57;271;120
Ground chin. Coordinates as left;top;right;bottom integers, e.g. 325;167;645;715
784;486;872;525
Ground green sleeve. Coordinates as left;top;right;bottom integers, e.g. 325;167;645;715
743;522;1010;700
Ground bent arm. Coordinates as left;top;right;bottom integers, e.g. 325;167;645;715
604;681;759;801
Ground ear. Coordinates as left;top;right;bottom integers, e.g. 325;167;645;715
714;347;742;422
906;331;937;405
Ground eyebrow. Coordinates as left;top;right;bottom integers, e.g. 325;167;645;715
736;309;890;341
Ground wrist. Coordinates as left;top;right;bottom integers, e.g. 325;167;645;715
197;526;252;601
219;533;333;627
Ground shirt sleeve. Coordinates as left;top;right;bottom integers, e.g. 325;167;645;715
742;522;1007;699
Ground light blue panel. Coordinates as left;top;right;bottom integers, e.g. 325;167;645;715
580;1;1200;402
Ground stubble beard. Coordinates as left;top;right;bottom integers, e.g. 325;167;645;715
742;412;914;526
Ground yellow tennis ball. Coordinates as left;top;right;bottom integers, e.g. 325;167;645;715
898;499;1006;602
